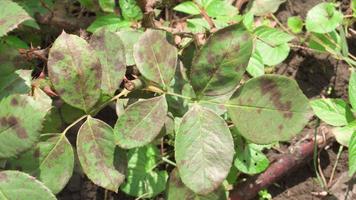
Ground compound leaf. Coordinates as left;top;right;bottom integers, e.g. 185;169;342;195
90;28;126;96
0;94;47;158
114;95;168;149
190;23;253;98
77;116;126;192
0;170;56;200
8;135;74;194
48;31;102;113
133;29;178;88
227;75;312;144
175;105;234;195
0;0;31;37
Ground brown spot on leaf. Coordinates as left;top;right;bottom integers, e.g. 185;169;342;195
278;125;284;131
257;108;262;114
0;173;8;181
11;98;19;106
50;50;65;61
259;78;293;119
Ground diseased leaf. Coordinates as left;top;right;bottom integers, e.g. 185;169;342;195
190;23;253;98
114;95;168;149
8;135;74;194
133;29;178;88
121;145;168;198
306;3;343;33
310;98;354;126
32;87;52;113
0;69;32;99
234;143;269;175
90;28;126;96
0;170;56;200
0;0;31;37
77;116;126;192
349;70;356;110
249;0;286;16
116;30;143;65
166;168;227;200
175;105;234;195
48;31;102;113
0;94;47;158
349;131;356;176
227;75;312;144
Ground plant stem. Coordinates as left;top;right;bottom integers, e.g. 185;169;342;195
90;89;130;115
165;91;192;100
328;145;343;187
63;115;88;134
162;156;177;167
313;119;326;189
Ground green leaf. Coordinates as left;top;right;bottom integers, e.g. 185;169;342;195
133;29;178;88
243;12;254;32
116;30;143;66
0;0;31;37
0;69;31;99
187;18;210;33
246;50;264;77
48;31;101;113
349;70;356;110
3;35;29;49
78;0;95;8
166;168;227;200
87;14;131;33
308;31;341;53
249;0;286;16
254;26;294;46
227;75;312;144
99;0;115;12
205;0;237;18
190;23;253;98
175;105;234;195
255;40;290;66
0;94;47;158
288;16;303;34
114;95;168;149
119;0;143;21
121;145;168;198
90;28;126;96
0;170;56;200
234;143;269;174
174;1;201;15
8;135;74;194
310;99;353;126
306;3;343;33
349;131;356;176
332;121;356;147
77;116;126;192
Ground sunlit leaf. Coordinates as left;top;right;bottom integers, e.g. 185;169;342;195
190;23;253;98
77;116;126;192
0;0;31;37
166;168;227;200
175;105;234;195
90;28;126;96
332;121;356;147
119;0;143;21
249;0;286;16
288;16;303;34
0;94;47;158
133;29;178;88
116;30;143;66
114;95;168;149
255;40;290;66
48;31;102;113
349;70;356;110
99;0;115;12
234;143;269;174
306;3;343;33
227;75;312;144
0;170;56;200
310;98;354;126
87;14;131;33
174;1;200;15
246;50;264;77
254;26;294;46
8;135;74;194
349;131;356;176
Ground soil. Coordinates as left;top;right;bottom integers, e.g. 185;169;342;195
56;0;356;199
